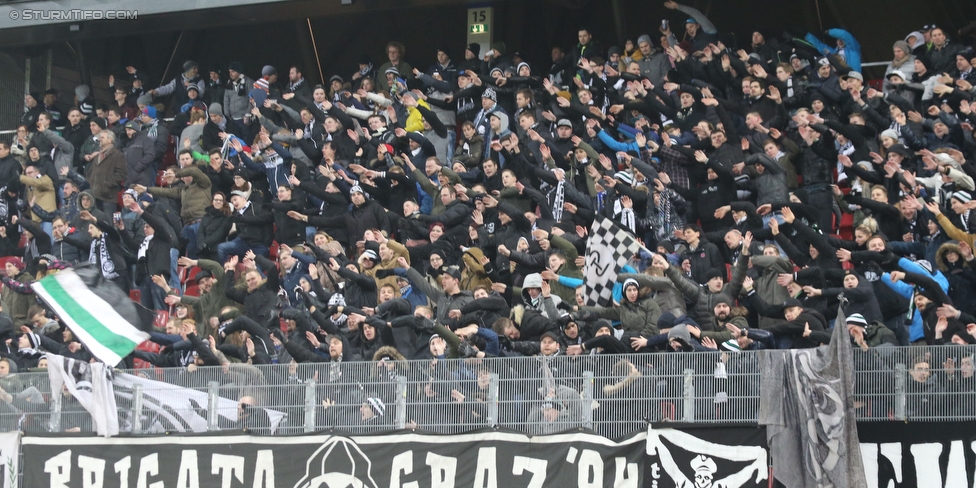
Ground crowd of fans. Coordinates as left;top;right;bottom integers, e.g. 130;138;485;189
1;2;976;432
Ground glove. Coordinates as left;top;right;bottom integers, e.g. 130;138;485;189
458;341;479;359
281;308;303;320
374;268;395;279
415;317;436;332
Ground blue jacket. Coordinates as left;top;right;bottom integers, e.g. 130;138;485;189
240;141;294;191
597;129;641;154
556;264;636;305
805;29;862;72
881;258;949;342
281;251;316;306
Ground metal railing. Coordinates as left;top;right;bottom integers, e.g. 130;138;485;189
0;345;973;439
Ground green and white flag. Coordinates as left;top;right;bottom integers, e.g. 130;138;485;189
31;269;150;366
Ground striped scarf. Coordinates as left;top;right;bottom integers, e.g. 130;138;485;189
145;120;159;140
551;177;565;222
89;236;119;280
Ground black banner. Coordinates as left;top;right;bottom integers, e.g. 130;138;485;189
858;421;976;487
646;424;770;488
23;430;649;488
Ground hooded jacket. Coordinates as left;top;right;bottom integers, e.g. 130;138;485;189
823;272;884;325
935;241;976;316
520;273;563;319
460;247;493;291
583;289;662;337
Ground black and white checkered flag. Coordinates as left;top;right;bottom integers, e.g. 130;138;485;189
584;215;642;306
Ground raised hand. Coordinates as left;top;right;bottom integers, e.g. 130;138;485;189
305;331;321;348
836;248;852;262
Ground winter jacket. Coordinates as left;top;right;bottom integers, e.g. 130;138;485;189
616;273;687;317
224;260;280;330
404;267;474;329
460;248;493;291
805;29;862;72
197;207;232;259
51;227;89;264
34;130;75;178
823;275;884;325
683;239;725;285
584;296;662;336
19;174;56;223
636;50;673;87
149;165;211;222
223;75;255;120
263;199;303;248
0;271;32;327
334;265;378;310
178;259;236;335
121;204;179;282
230;201;274;247
458;293;510;330
664;265;738;325
882;259;950;343
86;146;128;204
548;235;583;303
122;131;157;188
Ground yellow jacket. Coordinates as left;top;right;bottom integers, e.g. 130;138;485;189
404;99;432;133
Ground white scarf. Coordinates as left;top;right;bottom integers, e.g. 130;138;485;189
138;234;153;260
620;207;636;232
89;235;119;280
836;140;855;183
613;199;637;232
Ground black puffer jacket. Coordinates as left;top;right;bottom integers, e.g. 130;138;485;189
270;199;306;247
197;206;232;260
230;201;274;247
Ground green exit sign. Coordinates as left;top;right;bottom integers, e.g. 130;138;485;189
470;23;487;34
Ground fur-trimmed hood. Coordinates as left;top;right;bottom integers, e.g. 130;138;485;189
935;241;965;272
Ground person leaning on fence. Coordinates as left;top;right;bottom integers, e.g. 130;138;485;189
844;313;898;350
525;384;585;436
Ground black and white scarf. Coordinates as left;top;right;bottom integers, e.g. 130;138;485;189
288;77;306;92
138;235;153;260
262;151;282;169
232;76;248;96
550;174;566;222
89;236;119;280
614;199;637;232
